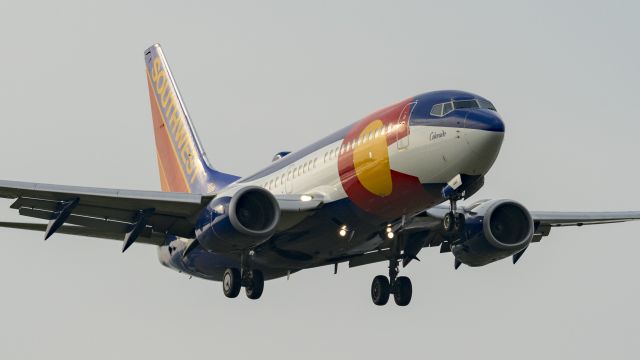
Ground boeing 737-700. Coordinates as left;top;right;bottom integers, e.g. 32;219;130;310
1;44;638;306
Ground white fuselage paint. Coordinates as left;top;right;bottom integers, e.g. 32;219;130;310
235;125;503;206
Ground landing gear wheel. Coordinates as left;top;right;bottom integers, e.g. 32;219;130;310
245;270;264;300
443;212;455;232
371;275;390;306
393;276;412;306
222;268;241;298
443;212;466;233
454;213;465;231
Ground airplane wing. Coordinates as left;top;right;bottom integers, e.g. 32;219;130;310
530;211;640;226
0;221;166;244
424;205;640;242
527;211;640;243
347;205;640;268
0;180;214;246
0;180;323;249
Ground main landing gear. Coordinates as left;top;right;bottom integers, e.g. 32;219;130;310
222;267;264;300
371;259;412;306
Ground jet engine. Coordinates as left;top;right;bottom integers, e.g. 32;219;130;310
452;199;534;266
195;186;280;252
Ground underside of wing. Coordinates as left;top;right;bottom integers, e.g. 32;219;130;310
0;180;214;248
345;203;640;269
0;221;165;244
531;211;640;226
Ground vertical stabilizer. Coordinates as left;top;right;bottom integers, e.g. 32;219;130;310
144;44;238;194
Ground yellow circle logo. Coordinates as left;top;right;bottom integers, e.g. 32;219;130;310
353;120;392;197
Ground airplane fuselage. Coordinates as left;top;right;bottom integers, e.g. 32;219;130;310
158;90;505;280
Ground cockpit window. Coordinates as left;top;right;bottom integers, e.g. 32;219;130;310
478;98;496;111
430;98;497;117
430;103;443;116
442;102;453;115
453;100;478;109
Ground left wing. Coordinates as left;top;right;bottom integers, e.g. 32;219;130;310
530;211;640;226
423;204;640;238
347;205;640;268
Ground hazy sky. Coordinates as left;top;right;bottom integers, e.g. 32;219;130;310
0;1;639;359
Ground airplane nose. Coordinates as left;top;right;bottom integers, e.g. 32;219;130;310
461;110;505;175
464;110;505;133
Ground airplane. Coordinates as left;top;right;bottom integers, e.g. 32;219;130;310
1;44;639;306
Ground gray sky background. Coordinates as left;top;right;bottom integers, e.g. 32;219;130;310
0;1;639;359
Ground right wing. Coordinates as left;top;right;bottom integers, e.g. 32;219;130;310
0;180;324;248
0;180;214;246
0;221;165;244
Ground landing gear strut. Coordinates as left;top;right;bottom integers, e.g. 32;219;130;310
370;259;413;306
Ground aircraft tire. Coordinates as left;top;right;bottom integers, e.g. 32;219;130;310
223;268;241;298
245;270;264;300
393;276;412;306
443;212;455;232
371;275;390;306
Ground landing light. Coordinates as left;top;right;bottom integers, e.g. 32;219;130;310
339;225;348;237
300;195;313;202
387;231;395;239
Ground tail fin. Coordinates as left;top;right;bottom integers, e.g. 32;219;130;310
144;44;238;194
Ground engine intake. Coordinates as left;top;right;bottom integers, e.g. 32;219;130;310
229;187;280;237
452;200;533;266
195;186;280;252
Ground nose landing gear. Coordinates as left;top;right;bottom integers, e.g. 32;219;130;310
442;195;465;233
370;259;413;306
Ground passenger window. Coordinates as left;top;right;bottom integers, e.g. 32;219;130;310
351;139;356;149
314;158;318;168
375;128;380;138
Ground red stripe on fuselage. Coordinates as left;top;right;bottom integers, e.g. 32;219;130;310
338;97;434;219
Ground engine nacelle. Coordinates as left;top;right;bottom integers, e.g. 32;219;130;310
195;186;280;252
452;199;534;266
